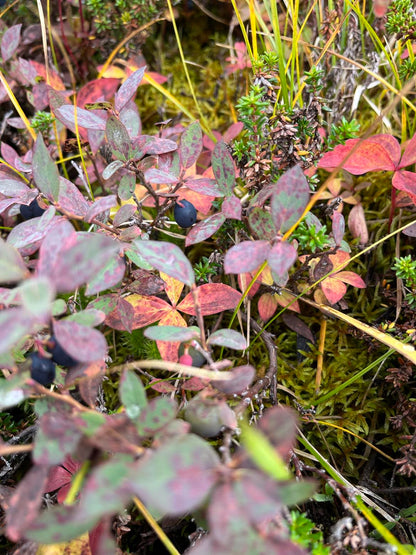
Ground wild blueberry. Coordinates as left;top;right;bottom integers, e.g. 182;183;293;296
20;198;45;220
29;352;56;386
48;336;79;368
174;199;197;228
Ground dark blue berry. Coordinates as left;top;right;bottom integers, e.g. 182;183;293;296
20;199;45;220
29;352;56;386
174;199;197;228
48;336;79;368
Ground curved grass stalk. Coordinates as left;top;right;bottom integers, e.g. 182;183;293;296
229;0;254;60
133;496;180;555
36;0;50;85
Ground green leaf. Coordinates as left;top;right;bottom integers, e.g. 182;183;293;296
179;121;203;169
207;329;247;350
0;239;28;283
120;370;147;420
106;115;131;161
271;165;310;233
18;276;55;318
144;325;199;342
136;397;177;435
32;134;60;201
211;141;236;195
240;420;292;481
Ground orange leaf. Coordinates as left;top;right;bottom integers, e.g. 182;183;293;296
321;277;347;304
106;294;171;330
160;272;184;306
258;293;278;322
157;311;187;362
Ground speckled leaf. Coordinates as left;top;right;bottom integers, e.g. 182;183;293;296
32;134;60;201
267;241;297;280
58;177;90;217
0;173;30;197
211;141;235;195
144;168;179;184
7;210;59;255
180;121;203;169
33;412;82;465
178;283;242;316
117;171;136;200
106;116;131;160
0;238;28;283
207;329;246;350
120;99;142;139
222;195;241;220
136;397;177;435
85;254;125;295
185;177;225;197
132;240;195;286
6;465;50;542
53;319;108;363
102;160;124;180
145;325;199;342
1;24;21;62
185;213;226;246
258;292;278;322
248;207;277;241
19;275;54;319
45;233;120;293
104;294;170;331
25;505;97;544
84;195;117;223
271;165;310;233
56;105;106;130
224;240;270;274
130;434;219;513
65;308;106;327
120;370;147;420
115;67;145;112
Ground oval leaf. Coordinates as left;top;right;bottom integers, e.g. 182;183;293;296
224;241;270;274
53;319;108;362
207;329;247;350
271;165;310;233
32;134;60;201
144;325;199;342
180;121;203;169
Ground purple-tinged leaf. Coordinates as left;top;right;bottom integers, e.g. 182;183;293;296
248;207;277;241
115;67;146;112
267;241;297;280
348;203;368;244
6;465;50;542
58;177;89;217
180;121;203;169
7;213;61;254
400;132;416;168
185;177;225;197
113;203;136;227
37;219;76;277
221;195;241;220
133;240;195;286
393;169;416;200
0;174;29;197
119;100;142;139
106;115;131;160
1;24;22;62
44;233;120;293
85;254;125;295
207;329;246;350
131;434;219;513
211;141;236;195
53;319;108;363
120;370;147;420
144;168;179;184
212;365;255;395
331;211;345;246
271;165;310;233
136;397;177;435
33;412;82;465
102;160;124;180
84;195;117;223
0;238;28;283
139;135;177;155
185;213;226;246
56;105;106;130
1;142;19;166
144;325;199;342
185;395;237;437
282;312;315;343
117;172;136;200
224;240;270;274
32;134;60;201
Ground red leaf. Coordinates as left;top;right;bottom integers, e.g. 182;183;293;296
318;138;395;174
224;240;270;274
348;203;368;244
77;78;120;108
156;311;187;362
399;132;416;168
258;292;278;322
178;283;242;316
393;170;416;204
237;272;262;298
106;294;171;330
335;270;366;288
222;195;242;220
321;276;347;304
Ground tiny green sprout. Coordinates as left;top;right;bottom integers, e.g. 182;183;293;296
386;0;416;38
290;511;330;554
326;117;360;148
398;58;416;81
31;111;55;136
304;66;325;93
292;221;330;253
194;256;221;284
392;255;416;307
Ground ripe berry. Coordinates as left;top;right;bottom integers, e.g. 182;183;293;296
179;354;193;366
174;199;197;228
29;352;56;386
48;336;79;368
20;198;45;220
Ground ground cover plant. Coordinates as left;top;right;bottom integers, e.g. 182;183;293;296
2;0;416;553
